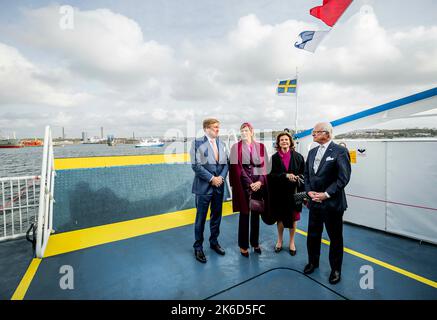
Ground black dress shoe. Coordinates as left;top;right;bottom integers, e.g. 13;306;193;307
289;249;297;256
210;244;225;255
195;250;207;263
254;247;261;254
329;270;341;284
303;263;319;274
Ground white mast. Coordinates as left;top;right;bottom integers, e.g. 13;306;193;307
294;66;299;134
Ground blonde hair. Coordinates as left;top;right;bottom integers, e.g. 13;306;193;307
203;118;220;129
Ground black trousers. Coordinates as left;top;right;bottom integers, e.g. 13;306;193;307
307;208;344;272
238;211;260;250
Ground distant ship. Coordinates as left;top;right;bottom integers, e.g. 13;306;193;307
107;135;116;146
135;138;164;148
22;139;43;147
0;138;22;148
82;136;106;144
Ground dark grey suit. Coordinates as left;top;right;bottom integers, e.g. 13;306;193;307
304;141;351;271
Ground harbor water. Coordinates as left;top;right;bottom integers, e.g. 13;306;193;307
0;143;178;178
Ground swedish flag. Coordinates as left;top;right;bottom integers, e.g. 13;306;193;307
277;79;297;95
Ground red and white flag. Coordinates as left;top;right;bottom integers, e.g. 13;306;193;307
310;0;353;27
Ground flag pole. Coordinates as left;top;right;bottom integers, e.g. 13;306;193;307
294;66;299;135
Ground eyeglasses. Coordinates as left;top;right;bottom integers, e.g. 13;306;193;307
312;130;328;135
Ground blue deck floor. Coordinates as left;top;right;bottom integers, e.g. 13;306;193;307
20;209;437;300
0;239;34;300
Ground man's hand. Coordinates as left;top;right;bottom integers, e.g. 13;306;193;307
307;191;315;197
314;192;328;202
211;176;224;187
250;181;262;192
309;192;328;203
308;191;321;203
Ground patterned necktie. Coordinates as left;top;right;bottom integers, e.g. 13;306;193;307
211;139;219;162
313;145;325;173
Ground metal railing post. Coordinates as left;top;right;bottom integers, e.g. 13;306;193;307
35;125;54;258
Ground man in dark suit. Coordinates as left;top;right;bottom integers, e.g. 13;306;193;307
303;122;351;284
190;118;229;263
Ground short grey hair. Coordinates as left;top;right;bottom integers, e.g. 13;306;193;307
316;122;333;138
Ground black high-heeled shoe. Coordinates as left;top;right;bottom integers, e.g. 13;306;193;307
240;249;249;257
274;245;282;253
254;247;261;254
289;243;297;256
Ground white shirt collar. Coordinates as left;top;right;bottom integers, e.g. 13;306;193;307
319;139;332;149
205;134;217;143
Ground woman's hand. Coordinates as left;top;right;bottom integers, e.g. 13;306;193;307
250;181;262;192
286;173;298;182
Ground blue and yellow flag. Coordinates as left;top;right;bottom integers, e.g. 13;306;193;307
277;79;297;95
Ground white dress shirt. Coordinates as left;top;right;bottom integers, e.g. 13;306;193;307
205;134;220;182
313;140;332;172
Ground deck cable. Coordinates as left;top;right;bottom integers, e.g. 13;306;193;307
204;267;350;300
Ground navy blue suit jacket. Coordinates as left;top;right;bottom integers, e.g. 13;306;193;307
190;136;229;195
304;141;351;212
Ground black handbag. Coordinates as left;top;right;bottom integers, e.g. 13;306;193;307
293;175;308;206
252;192;275;225
249;194;265;214
294;191;309;206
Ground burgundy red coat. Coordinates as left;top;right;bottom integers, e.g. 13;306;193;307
229;141;269;215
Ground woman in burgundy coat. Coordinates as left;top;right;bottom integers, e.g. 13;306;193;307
229;123;269;257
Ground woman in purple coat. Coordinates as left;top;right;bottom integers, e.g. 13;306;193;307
229;123;269;257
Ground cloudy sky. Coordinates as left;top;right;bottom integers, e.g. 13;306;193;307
0;0;436;138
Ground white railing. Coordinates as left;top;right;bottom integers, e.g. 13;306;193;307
0;175;41;241
35;126;56;258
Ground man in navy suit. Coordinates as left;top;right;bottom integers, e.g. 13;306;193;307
303;122;351;284
190;118;229;263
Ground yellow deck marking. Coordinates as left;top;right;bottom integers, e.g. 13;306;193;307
45;210;437;289
13;207;436;300
295;229;437;288
11;258;42;300
54;153;190;170
44;202;234;258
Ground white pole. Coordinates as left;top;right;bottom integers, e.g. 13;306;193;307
294;67;299;135
35;126;49;258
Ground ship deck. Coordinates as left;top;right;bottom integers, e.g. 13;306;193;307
1;154;436;300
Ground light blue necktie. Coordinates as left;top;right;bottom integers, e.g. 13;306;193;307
313;145;325;173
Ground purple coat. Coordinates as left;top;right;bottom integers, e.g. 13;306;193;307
229;141;268;215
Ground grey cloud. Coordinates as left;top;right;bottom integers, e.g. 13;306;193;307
1;3;437;138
